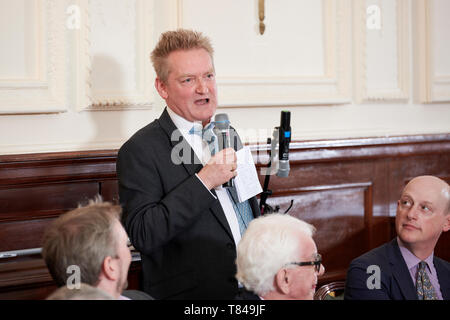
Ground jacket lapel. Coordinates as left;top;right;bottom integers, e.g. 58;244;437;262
434;257;450;300
157;108;235;240
209;189;235;240
388;239;418;300
157;108;202;175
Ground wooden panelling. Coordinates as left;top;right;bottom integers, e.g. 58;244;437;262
0;150;130;299
289;184;372;282
0;151;117;254
0;219;55;253
0;256;56;299
0;151;117;185
100;179;119;204
0;134;449;298
0;182;100;220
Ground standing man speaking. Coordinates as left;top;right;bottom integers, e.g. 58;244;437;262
117;29;260;300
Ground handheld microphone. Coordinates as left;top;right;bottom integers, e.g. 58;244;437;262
214;113;234;188
277;111;291;177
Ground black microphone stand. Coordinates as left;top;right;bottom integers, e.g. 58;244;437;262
259;137;279;215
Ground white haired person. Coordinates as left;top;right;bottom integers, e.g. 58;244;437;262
235;214;324;300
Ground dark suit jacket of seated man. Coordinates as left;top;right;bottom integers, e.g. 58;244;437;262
345;175;450;300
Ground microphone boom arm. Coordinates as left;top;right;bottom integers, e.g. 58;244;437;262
259;128;280;214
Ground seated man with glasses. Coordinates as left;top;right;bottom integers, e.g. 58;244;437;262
235;213;324;300
345;175;450;300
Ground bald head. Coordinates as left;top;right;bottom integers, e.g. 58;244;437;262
403;175;450;215
395;175;450;259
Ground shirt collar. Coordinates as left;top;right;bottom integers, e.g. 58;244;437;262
166;107;207;133
397;237;434;274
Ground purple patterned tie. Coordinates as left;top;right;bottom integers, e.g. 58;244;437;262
416;261;438;300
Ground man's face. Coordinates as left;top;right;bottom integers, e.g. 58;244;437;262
113;219;132;294
156;48;217;125
286;235;324;300
395;176;450;251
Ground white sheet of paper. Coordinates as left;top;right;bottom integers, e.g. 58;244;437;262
234;146;263;202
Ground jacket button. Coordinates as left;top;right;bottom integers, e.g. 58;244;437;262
226;243;234;250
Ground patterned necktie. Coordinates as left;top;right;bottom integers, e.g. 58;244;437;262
189;122;217;155
416;261;438;300
226;186;254;235
191;123;254;235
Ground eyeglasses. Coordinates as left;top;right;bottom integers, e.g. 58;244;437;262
284;253;322;273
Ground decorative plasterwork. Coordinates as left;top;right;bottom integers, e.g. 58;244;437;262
353;0;410;103
175;0;352;107
75;0;153;111
413;0;450;103
0;0;67;114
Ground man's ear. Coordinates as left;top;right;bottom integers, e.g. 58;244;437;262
274;269;290;295
155;78;168;99
102;256;118;281
443;212;450;232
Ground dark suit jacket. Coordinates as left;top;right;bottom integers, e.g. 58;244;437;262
122;290;154;300
117;108;260;300
344;238;450;300
234;288;261;300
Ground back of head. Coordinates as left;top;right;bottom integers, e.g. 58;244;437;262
151;29;214;83
236;214;316;296
46;283;114;300
41;200;122;287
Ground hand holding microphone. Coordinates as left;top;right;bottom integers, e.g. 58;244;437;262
197;113;237;190
197;148;237;190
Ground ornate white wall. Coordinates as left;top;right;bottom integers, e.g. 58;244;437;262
0;0;449;155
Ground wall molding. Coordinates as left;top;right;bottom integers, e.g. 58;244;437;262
75;0;154;111
0;0;67;114
2;133;449;165
353;0;410;103
176;0;351;107
414;0;450;103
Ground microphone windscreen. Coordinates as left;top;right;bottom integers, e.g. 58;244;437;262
280;111;290;130
214;113;230;130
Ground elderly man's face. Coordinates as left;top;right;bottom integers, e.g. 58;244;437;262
285;235;324;300
395;176;450;251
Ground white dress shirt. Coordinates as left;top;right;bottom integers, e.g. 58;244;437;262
167;108;242;246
